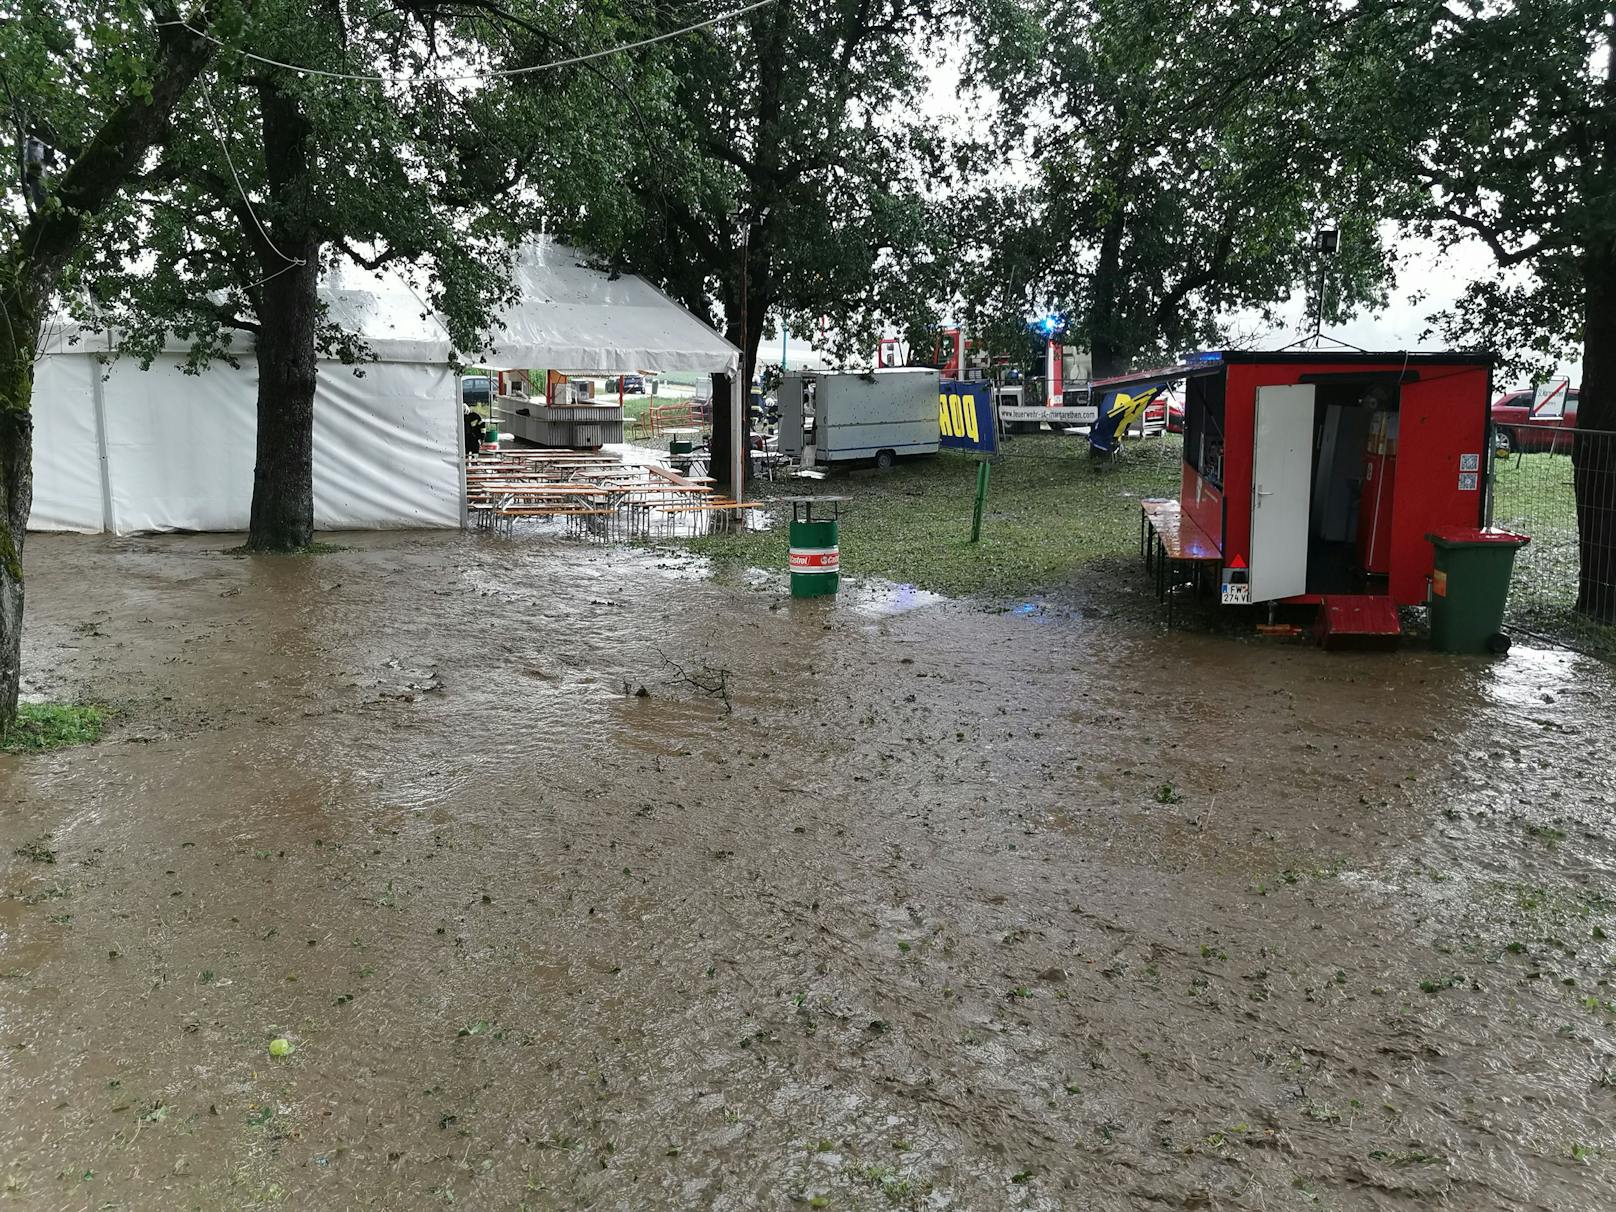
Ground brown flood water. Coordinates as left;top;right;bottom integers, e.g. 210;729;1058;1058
3;531;1615;1210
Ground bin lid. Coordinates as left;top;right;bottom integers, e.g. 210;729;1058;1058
1425;526;1531;548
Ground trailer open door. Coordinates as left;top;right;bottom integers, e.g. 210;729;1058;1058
1247;384;1314;602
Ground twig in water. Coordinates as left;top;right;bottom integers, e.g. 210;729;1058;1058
660;652;733;713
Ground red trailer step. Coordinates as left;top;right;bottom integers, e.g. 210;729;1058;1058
1316;595;1401;649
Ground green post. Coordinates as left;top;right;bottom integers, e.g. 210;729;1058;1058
970;460;991;543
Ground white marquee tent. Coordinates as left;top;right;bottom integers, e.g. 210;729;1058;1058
476;241;740;376
29;242;743;535
471;242;744;491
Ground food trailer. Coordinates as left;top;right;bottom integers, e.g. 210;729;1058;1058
1129;350;1494;641
777;369;942;470
491;368;625;449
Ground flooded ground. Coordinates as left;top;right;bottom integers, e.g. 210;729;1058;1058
4;530;1615;1210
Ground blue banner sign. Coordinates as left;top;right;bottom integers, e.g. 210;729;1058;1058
938;381;998;455
1088;383;1167;455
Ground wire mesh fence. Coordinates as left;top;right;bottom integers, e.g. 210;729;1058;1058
1491;422;1616;659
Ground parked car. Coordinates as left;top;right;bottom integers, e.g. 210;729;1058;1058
609;374;646;394
1492;387;1579;453
461;374;492;406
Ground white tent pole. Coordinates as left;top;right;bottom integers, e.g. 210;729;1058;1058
92;329;116;534
730;353;744;508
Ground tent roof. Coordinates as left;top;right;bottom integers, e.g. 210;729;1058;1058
39;265;452;364
39;243;737;374
474;241;739;374
319;265;451;363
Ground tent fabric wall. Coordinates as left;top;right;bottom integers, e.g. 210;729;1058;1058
30;353;461;534
28;264;462;536
28;249;737;535
313;360;461;529
100;355;258;533
29;353;103;532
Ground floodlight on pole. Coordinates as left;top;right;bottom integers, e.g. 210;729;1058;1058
1311;226;1340;342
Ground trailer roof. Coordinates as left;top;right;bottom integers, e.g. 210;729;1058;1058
1218;349;1494;367
1090;349;1495;395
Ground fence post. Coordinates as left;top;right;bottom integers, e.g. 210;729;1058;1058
1492;421;1616;657
1485;421;1496;528
970;460;991;543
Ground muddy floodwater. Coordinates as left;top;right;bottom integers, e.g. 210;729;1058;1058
4;532;1616;1210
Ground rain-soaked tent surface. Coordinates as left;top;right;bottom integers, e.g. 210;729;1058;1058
29;266;461;534
474;241;740;375
29;245;740;535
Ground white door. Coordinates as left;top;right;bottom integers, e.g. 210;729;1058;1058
1249;385;1315;602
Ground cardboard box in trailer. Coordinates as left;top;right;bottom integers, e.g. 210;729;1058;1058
778;369;941;470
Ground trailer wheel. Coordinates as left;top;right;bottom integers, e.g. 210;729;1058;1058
875;449;897;471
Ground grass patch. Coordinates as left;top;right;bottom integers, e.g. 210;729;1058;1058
3;704;105;752
684;435;1184;598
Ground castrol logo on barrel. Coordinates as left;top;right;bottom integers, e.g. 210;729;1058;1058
789;547;840;572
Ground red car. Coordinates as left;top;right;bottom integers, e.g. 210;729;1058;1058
1151;390;1186;433
1492;387;1579;453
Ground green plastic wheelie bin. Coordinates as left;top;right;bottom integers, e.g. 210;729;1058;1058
1426;527;1531;654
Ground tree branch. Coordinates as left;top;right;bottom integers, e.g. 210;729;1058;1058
628;182;725;267
1154;207;1237;329
336;237;407;270
208;302;262;334
1438;207;1566;267
14;7;220;305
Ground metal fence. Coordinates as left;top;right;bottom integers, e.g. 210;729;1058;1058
1491;422;1616;659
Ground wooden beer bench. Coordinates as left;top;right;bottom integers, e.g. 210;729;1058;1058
1140;499;1220;628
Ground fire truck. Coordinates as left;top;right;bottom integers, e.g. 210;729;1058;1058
878;322;1094;434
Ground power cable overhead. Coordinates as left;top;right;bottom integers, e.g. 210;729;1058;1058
167;0;775;86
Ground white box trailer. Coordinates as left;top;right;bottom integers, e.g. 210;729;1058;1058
778;368;940;470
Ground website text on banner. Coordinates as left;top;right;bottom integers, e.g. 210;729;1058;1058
999;386;1100;431
938;381;998;455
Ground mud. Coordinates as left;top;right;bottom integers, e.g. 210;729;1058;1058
3;531;1615;1210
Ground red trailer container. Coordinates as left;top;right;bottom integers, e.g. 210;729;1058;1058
1118;350;1494;638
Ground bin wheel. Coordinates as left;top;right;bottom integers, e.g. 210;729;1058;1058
1486;632;1512;655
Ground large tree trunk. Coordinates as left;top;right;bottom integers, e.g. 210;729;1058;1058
245;78;321;551
1574;247;1616;622
0;309;37;730
709;282;768;496
0;16;218;733
709;371;738;494
1088;196;1130;379
247;250;321;550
